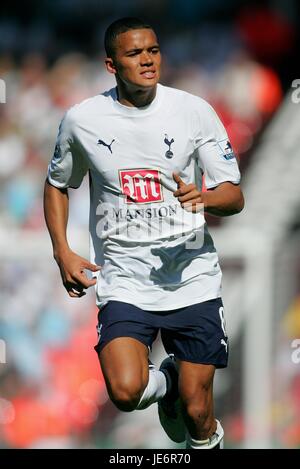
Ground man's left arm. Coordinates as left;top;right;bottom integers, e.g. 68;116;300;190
203;182;244;216
178;99;245;217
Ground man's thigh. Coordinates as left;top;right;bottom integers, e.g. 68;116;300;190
94;301;159;391
99;337;150;394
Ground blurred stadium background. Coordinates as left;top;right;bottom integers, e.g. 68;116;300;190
0;0;300;449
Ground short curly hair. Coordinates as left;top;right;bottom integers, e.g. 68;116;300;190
104;17;153;58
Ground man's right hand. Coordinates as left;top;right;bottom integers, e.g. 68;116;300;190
55;249;101;298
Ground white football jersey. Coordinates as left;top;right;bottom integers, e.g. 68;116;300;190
48;84;241;310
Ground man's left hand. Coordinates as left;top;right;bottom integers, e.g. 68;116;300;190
173;172;204;213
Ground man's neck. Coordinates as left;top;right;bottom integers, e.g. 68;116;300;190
116;82;157;108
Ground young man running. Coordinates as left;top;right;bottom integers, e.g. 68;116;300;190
44;17;244;449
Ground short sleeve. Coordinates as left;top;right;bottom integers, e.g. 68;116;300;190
194;101;241;189
47;111;88;189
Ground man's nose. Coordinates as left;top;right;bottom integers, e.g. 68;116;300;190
140;51;153;66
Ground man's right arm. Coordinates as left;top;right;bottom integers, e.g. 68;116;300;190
43;180;100;297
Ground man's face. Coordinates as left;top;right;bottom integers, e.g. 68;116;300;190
106;28;161;89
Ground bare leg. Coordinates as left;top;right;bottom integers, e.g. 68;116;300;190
178;361;216;439
99;337;149;412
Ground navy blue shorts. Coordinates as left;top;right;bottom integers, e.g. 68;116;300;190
94;298;228;368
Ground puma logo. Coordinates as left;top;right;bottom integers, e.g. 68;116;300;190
164;134;174;158
97;138;115;154
221;339;228;353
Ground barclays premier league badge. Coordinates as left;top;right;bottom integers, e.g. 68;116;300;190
217;139;236;161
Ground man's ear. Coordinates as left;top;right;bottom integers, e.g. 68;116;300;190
105;57;117;75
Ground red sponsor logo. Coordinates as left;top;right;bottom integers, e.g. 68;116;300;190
119;169;163;204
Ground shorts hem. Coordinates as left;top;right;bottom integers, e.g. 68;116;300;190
172;354;228;369
94;334;151;355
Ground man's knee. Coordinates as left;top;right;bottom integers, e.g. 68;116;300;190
109;379;144;412
180;385;213;436
183;401;211;431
